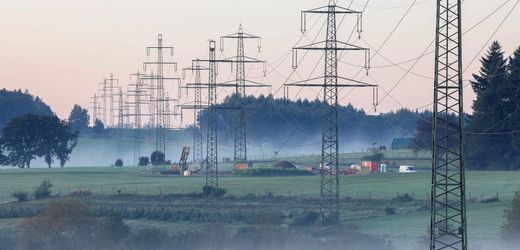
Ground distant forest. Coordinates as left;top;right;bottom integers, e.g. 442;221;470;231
0;89;53;128
198;94;430;150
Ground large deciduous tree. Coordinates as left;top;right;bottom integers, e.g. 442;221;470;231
0;114;42;168
0;114;78;168
68;104;90;134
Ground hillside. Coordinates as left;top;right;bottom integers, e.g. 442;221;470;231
198;94;430;151
0;89;53;128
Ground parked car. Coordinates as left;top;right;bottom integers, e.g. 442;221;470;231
399;165;417;173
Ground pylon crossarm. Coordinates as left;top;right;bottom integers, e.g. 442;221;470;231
303;5;361;14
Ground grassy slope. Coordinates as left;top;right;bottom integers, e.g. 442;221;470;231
0;167;518;245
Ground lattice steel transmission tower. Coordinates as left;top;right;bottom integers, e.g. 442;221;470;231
183;62;208;163
286;1;375;224
220;25;268;167
143;34;179;157
127;71;150;165
430;0;467;249
117;87;124;129
90;93;101;125
105;74;119;127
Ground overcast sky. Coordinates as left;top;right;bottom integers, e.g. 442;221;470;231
1;0;520;123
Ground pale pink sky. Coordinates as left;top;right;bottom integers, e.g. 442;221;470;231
1;0;520;122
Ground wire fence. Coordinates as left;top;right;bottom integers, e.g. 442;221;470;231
0;184;508;205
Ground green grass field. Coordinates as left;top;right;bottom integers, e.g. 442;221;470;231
0;167;519;248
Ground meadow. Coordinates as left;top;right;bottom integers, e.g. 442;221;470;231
0;167;518;249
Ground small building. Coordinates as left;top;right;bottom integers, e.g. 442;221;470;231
391;138;414;150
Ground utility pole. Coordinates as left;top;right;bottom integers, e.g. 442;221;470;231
430;0;467;249
182;62;209;163
143;34;179;158
220;25;269;169
285;0;375;225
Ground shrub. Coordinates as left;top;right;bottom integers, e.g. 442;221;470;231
70;189;92;198
392;193;413;202
245;211;284;225
12;191;28;202
96;213;130;244
33;180;53;199
502;192;520;241
384;205;396;215
115;159;123;167
138;156;150;166
290;211;319;227
202;185;227;197
150;151;165;166
18;200;97;250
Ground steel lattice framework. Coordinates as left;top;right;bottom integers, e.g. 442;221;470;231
220;26;268;166
144;34;179;157
430;0;467;249
182;62;208;163
206;41;218;189
286;0;375;224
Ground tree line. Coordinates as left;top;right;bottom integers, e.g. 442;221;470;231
413;41;520;170
0;114;77;168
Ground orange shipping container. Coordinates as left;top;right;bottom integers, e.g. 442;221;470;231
234;163;250;170
361;161;379;172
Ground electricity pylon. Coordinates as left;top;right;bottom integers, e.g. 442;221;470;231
182;62;209;163
90;93;101;125
220;25;269;168
105;74;119;127
430;0;467;249
127;71;146;165
285;0;375;225
143;34;179;158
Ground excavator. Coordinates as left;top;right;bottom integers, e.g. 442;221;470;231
171;146;190;176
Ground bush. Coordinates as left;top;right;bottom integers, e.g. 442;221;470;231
12;191;28;202
502;192;520;241
384;205;396;215
138;156;150;166
202;185;227;197
151;151;166;166
115;159;123;167
290;211;319;227
33;180;53;199
392;193;413;202
96;213;130;244
70;189;92;198
234;168;313;177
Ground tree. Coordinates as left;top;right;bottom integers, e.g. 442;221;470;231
138;156;150;166
55;121;78;167
0;114;42;168
150;151;165;166
466;41;512;169
68;104;90;134
502;192;520;241
506;46;520;167
93;119;105;134
0;114;77;168
115;159;123;167
0;88;53;128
